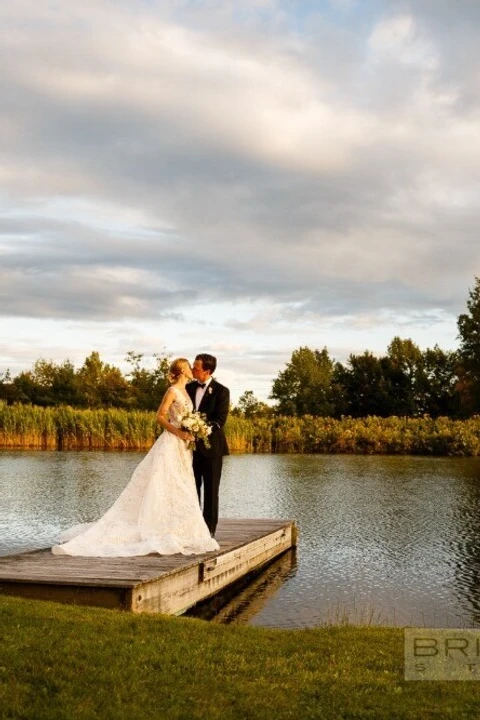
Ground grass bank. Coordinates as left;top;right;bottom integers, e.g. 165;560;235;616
2;401;480;455
1;595;478;720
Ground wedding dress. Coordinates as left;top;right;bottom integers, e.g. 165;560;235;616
52;388;220;557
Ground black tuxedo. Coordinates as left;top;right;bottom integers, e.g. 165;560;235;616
187;379;230;535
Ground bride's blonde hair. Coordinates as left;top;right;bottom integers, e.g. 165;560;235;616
168;358;189;384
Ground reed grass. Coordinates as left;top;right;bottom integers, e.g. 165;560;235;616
2;401;480;455
0;402;158;450
247;414;480;455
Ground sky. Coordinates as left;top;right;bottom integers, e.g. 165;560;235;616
1;0;479;403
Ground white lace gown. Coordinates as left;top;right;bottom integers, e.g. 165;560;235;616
51;389;220;557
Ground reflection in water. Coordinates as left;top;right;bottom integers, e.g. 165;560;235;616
447;473;480;623
2;451;480;628
188;550;297;624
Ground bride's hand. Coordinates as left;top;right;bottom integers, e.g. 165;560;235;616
179;430;193;442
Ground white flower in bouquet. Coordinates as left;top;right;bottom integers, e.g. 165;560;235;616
180;410;212;449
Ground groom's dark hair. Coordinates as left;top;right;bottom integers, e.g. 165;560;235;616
196;353;217;374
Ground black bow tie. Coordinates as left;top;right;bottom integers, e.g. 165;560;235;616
197;382;206;389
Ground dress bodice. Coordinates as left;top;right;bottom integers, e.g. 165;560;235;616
168;387;194;427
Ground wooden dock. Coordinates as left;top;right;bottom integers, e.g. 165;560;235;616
0;519;297;616
188;548;297;624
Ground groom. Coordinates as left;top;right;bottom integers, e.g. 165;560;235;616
187;353;230;537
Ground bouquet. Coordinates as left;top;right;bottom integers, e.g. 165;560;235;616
180;410;212;449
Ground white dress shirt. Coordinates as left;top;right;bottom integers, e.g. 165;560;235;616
195;378;212;410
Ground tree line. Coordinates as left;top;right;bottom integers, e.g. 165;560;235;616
0;351;171;411
2;277;480;419
236;277;480;420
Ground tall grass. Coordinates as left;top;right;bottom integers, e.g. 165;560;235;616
0;402;158;450
2;401;480;454
245;414;480;455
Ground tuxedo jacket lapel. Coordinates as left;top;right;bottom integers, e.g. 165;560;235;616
186;383;196;409
198;379;217;412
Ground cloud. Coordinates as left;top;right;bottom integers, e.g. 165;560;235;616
0;0;479;400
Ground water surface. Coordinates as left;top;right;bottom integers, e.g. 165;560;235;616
2;451;480;628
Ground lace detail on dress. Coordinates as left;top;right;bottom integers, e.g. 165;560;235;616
167;387;192;427
51;386;219;557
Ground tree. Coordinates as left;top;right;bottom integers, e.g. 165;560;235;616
270;347;336;416
383;337;424;416
234;390;272;419
77;352;130;408
9;370;37;404
457;277;480;414
33;359;80;406
335;351;391;417
125;351;170;410
6;360;78;406
0;369;15;403
50;360;81;406
76;352;105;408
419;346;460;417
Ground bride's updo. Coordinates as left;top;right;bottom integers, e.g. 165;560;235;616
168;358;189;384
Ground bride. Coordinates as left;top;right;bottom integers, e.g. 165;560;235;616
52;358;220;557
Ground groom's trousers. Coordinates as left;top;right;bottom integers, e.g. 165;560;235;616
192;452;223;535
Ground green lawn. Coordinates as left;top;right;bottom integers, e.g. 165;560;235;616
1;595;478;719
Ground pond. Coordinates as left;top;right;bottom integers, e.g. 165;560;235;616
2;451;480;628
